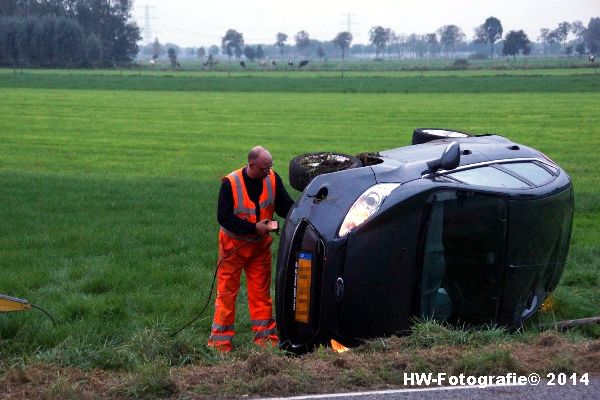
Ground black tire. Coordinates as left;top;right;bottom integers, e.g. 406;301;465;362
289;152;363;192
412;128;471;145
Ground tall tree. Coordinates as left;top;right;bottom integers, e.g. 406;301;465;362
575;42;586;58
84;32;102;67
275;32;287;55
221;29;244;61
571;22;587;58
152;37;161;60
54;17;84;66
333;31;352;61
294;30;310;57
1;0;140;65
0;16;20;65
414;35;428;58
586;17;600;55
564;45;573;58
197;46;206;59
502;30;531;61
33;15;57;66
388;31;400;58
571;20;586;44
316;45;325;59
73;0;140;64
551;21;571;52
438;25;465;57
425;33;439;58
208;44;219;56
538;28;550;58
369;26;390;59
256;44;264;59
407;33;419;58
243;45;256;61
167;47;177;67
16;16;38;65
475;17;503;58
396;33;407;58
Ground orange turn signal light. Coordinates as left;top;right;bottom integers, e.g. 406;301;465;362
330;339;349;353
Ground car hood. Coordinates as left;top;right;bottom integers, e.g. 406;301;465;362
288;166;377;240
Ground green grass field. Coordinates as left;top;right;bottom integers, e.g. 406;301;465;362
1;67;599;93
0;69;599;378
143;55;598;72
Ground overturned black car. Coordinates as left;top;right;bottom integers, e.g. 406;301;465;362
275;129;573;353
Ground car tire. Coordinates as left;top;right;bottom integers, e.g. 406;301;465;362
289;152;363;192
412;128;471;145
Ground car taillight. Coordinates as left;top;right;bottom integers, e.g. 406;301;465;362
294;252;312;323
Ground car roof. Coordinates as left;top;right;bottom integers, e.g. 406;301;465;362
374;135;545;183
380;135;540;164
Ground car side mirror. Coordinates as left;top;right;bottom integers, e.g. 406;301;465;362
427;142;461;172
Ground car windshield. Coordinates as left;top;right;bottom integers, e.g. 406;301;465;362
498;162;556;186
447;166;530;189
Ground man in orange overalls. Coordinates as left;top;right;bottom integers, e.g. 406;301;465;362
208;146;294;352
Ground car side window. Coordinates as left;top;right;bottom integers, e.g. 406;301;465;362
447;166;530;189
420;191;508;324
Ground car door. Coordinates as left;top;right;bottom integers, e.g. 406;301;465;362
419;190;509;325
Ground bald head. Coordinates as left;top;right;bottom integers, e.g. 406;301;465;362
248;146;271;163
247;146;273;179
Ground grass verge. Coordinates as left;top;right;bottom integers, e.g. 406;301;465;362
1;321;598;399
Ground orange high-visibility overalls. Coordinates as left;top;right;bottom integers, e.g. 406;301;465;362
208;168;279;352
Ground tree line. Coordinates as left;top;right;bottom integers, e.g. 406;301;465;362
0;0;140;67
149;16;600;65
1;4;599;68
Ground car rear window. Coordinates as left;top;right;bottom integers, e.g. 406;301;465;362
448;166;530;189
499;162;556;186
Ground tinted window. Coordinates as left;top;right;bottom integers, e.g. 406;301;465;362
507;189;572;267
448;166;530;189
499;162;555;186
420;191;507;324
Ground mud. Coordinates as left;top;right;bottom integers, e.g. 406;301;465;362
299;153;355;174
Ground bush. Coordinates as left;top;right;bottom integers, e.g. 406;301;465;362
468;53;487;60
452;58;469;69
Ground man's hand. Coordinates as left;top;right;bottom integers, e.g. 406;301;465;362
255;219;272;235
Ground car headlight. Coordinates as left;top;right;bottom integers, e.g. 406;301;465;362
338;183;400;237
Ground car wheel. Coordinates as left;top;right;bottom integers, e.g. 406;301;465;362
412;128;471;145
289;152;363;192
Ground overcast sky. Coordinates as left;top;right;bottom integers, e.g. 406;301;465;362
131;0;599;47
